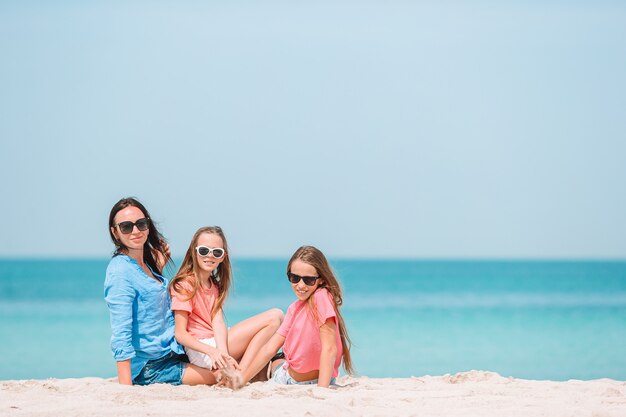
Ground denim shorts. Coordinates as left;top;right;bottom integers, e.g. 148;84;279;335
269;363;335;386
133;351;189;386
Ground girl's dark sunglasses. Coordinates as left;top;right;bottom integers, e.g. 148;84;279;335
287;272;318;286
195;246;225;259
115;218;150;234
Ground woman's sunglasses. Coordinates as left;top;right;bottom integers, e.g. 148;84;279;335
195;246;225;259
287;272;318;286
115;218;150;234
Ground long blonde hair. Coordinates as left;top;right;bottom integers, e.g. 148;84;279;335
169;226;232;317
287;245;354;375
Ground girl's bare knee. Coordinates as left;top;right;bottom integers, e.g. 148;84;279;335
268;308;284;327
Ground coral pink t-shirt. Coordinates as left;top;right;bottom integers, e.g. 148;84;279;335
277;288;343;377
170;279;219;339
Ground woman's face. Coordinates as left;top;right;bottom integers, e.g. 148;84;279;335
288;259;321;301
111;206;149;251
195;232;225;275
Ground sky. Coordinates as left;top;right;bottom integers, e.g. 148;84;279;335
1;1;625;259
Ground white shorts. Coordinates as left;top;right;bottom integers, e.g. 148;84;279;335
184;338;217;370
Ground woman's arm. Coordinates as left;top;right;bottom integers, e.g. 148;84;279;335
173;310;229;369
104;273;137;385
239;332;285;386
318;318;338;388
116;360;132;385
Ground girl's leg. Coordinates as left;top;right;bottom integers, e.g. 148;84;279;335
270;358;285;377
228;308;283;370
183;363;243;388
181;363;219;385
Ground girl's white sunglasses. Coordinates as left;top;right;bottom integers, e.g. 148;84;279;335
195;246;225;258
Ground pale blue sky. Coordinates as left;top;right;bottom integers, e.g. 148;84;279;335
1;1;625;259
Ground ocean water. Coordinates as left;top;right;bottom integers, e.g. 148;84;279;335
0;259;625;381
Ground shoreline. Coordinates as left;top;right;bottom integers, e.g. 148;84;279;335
2;371;625;417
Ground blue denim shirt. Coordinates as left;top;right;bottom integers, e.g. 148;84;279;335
104;255;183;379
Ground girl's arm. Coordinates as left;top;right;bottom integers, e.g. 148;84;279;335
173;310;229;369
116;360;132;385
212;309;229;355
212;309;239;369
318;318;338;388
239;332;285;386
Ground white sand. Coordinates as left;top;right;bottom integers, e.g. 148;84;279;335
2;371;625;417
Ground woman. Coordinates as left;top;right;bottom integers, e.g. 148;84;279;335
104;197;281;385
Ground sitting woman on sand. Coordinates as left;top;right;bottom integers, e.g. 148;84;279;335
104;197;282;385
169;226;283;382
234;245;354;388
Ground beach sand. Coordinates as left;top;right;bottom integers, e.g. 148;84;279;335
2;371;625;417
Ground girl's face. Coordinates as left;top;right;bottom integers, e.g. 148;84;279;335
111;206;149;252
195;232;225;276
288;259;321;301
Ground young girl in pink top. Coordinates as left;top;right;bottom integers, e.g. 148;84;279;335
168;226;283;385
236;245;354;388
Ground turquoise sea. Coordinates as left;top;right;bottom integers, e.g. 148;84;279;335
1;259;625;381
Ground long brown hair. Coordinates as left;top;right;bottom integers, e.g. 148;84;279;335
287;245;354;375
108;197;172;276
168;226;232;317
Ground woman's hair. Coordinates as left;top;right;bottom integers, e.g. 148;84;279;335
108;197;171;276
287;245;354;375
168;226;232;318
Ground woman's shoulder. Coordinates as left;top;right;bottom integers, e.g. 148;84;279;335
105;255;133;278
104;256;139;291
107;253;129;267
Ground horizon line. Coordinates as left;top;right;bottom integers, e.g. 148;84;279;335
1;256;625;263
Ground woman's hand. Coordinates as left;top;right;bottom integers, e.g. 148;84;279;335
116;360;133;385
162;242;171;260
153;240;171;271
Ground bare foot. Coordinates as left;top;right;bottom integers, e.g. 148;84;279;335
216;367;243;390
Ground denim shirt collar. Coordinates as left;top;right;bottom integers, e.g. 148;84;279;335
119;254;166;286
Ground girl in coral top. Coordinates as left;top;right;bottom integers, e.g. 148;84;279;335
168;226;283;385
236;245;354;388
